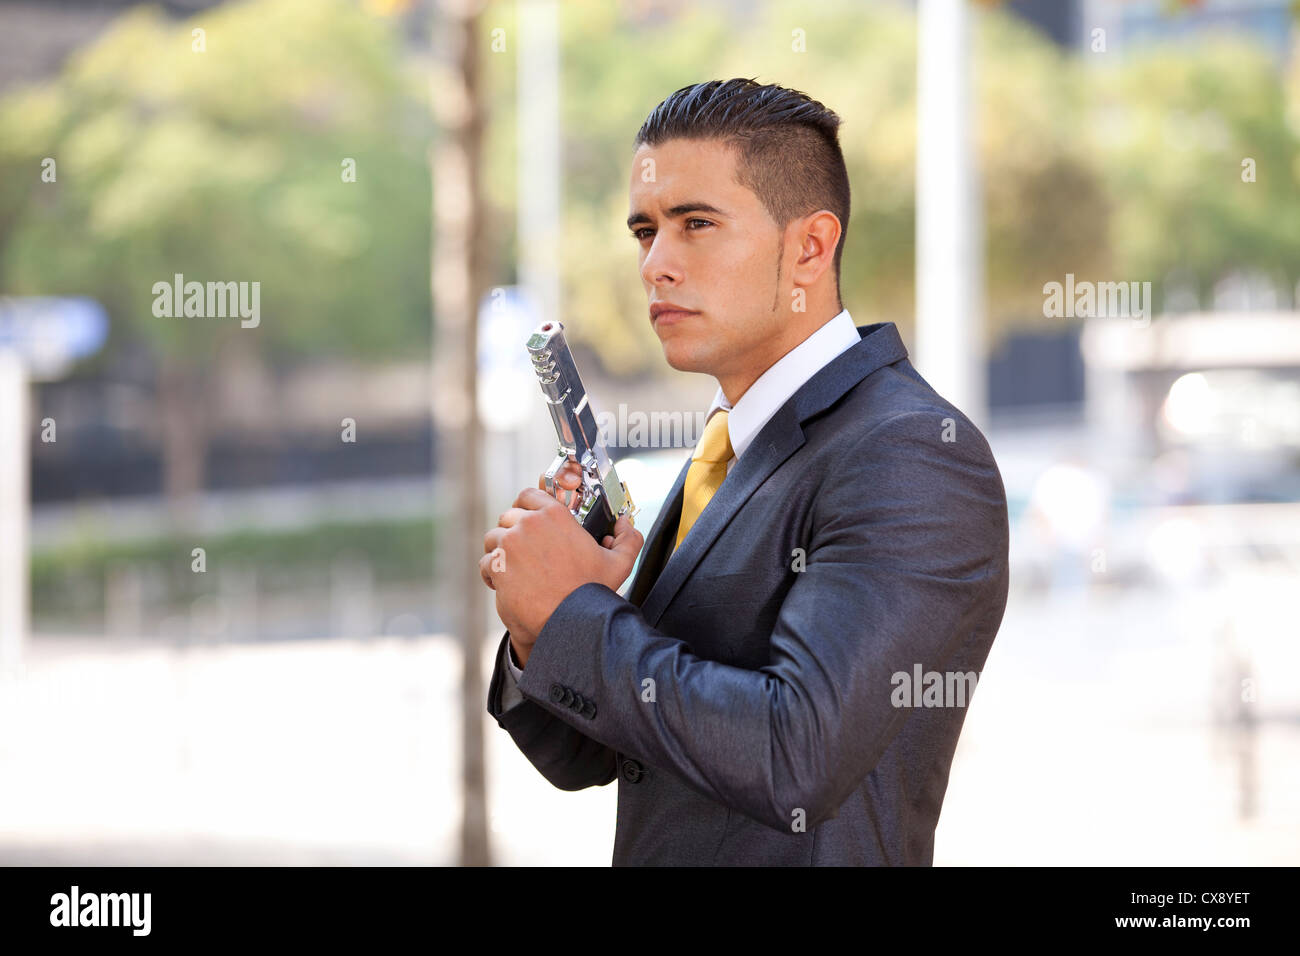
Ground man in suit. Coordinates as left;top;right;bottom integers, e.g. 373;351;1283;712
480;78;1009;865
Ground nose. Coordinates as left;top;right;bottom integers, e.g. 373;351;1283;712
640;232;682;288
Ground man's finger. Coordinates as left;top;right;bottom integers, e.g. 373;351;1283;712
537;460;584;512
538;465;582;492
514;486;562;510
496;507;527;529
606;516;644;557
484;525;510;553
479;552;496;590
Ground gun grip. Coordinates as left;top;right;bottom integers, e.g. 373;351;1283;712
581;498;615;542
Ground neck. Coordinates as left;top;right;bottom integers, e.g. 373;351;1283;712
717;303;843;406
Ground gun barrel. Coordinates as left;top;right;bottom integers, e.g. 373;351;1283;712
526;321;610;474
525;321;632;533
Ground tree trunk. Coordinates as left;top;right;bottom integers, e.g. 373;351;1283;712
157;354;209;533
431;0;491;867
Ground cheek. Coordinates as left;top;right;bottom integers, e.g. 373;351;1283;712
715;246;768;291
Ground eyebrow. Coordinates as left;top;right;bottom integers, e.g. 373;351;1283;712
626;202;729;230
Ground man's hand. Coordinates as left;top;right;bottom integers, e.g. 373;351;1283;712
481;459;643;667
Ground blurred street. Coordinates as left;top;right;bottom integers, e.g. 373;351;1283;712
2;525;1295;866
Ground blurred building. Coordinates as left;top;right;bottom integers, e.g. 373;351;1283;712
1083;0;1297;61
1006;0;1084;47
1083;311;1300;504
32;358;434;503
0;0;227;92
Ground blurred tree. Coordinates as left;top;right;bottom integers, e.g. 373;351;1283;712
1091;34;1300;309
0;0;432;524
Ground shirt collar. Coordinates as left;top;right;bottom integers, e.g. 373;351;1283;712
703;308;861;462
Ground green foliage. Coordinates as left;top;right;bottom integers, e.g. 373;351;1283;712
1089;34;1300;306
975;11;1112;322
0;0;433;362
31;515;436;621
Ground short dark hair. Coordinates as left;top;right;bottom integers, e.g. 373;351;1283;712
633;77;850;303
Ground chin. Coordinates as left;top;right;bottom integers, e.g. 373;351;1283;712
660;339;707;373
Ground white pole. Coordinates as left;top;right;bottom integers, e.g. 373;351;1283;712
513;0;565;483
0;349;29;675
517;0;561;332
916;0;987;428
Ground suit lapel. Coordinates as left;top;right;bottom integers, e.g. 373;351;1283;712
634;322;908;629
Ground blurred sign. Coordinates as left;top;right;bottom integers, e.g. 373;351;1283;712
477;285;541;432
0;296;108;380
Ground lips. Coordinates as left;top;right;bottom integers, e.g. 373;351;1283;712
650;302;699;325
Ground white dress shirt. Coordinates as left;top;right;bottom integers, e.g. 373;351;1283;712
501;308;862;691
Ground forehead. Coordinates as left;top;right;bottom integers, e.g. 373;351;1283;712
627;138;753;208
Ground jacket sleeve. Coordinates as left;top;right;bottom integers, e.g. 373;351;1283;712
513;410;1010;832
486;630;618;791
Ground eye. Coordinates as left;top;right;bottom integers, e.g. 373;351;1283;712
630;219;711;241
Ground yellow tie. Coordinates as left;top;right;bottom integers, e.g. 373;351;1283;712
673;408;732;552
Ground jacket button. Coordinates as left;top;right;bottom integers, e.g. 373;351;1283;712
549;684;564;703
561;688;575;706
621;758;645;783
582;700;596;719
568;694;584;712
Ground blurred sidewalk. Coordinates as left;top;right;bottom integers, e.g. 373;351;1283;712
937;583;1300;865
0;632;615;866
1;575;1295;865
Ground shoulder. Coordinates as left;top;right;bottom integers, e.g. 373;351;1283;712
814;356;996;468
809;358;1007;537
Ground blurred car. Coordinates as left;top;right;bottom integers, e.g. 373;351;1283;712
610;447;691;589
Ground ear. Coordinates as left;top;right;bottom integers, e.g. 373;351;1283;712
793;209;841;284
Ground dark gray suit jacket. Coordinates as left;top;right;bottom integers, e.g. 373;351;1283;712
486;321;1010;865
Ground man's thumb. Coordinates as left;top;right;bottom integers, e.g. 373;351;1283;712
608;515;643;554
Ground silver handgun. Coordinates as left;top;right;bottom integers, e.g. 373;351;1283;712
526;320;637;542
